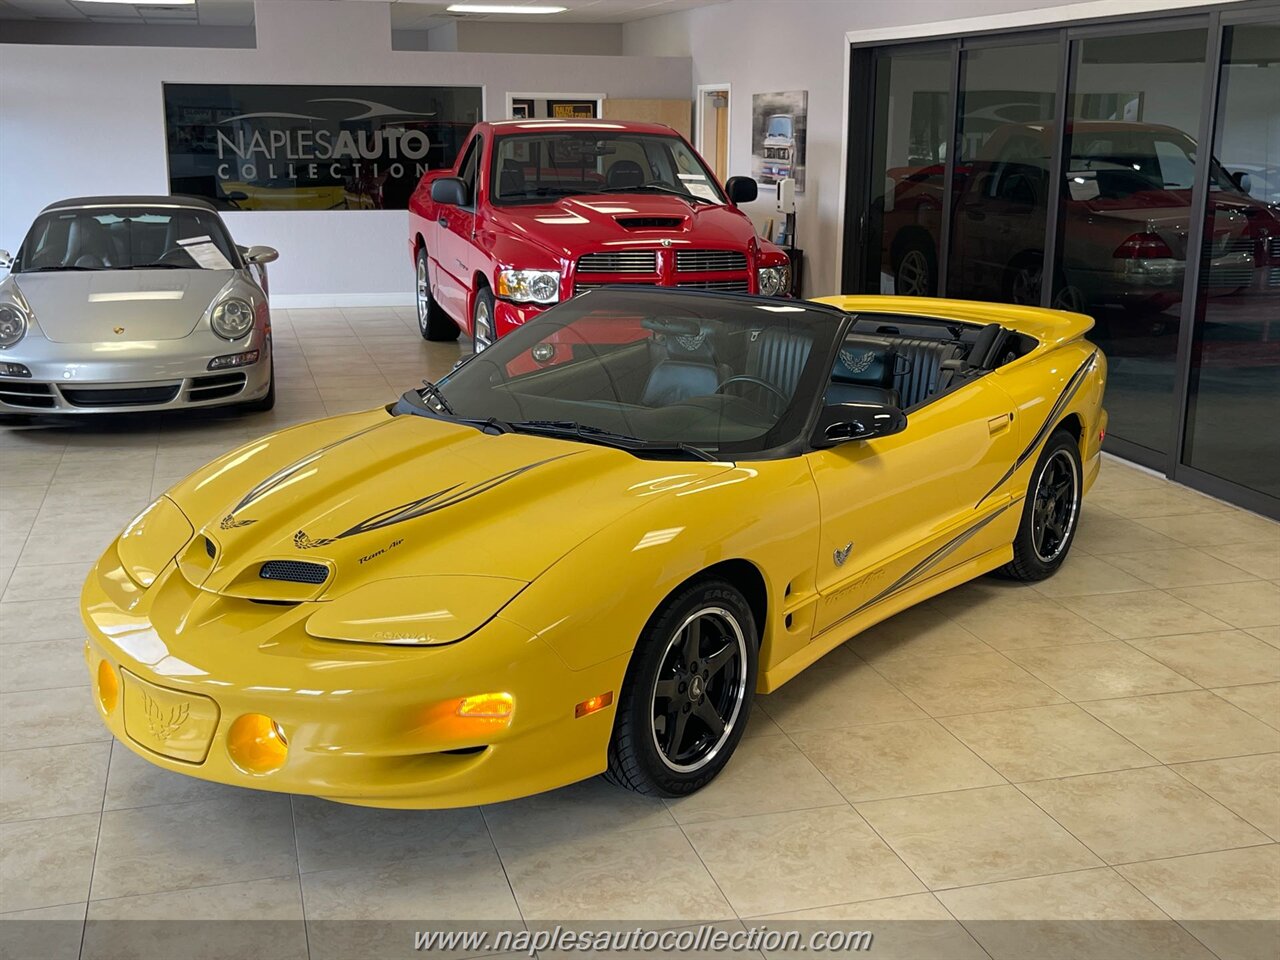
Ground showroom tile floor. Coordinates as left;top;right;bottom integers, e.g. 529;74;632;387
0;307;1278;959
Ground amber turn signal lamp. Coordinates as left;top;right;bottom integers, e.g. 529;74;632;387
456;692;514;720
97;660;120;715
227;713;289;775
575;691;613;719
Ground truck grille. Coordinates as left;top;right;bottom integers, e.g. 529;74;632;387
677;279;751;293
676;250;747;273
577;251;658;274
574;280;660;295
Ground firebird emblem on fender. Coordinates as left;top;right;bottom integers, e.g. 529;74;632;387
141;690;190;742
220;514;256;531
833;542;853;567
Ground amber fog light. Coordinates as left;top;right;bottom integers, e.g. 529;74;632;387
96;660;120;715
227;713;289;775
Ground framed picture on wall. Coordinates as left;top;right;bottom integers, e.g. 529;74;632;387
547;99;598;119
751;90;808;193
511;98;535;120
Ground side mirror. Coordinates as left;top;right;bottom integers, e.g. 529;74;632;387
1229;170;1252;195
725;176;758;205
0;250;11;269
431;177;469;207
243;245;279;265
812;401;907;448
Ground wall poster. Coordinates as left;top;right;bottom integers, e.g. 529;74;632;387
751;90;808;193
163;83;483;211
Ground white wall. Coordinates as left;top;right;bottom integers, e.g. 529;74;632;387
622;0;1235;299
0;1;691;305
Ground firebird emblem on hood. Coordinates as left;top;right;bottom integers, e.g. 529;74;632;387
293;454;575;550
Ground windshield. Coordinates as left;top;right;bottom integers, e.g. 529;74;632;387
1066;130;1232;200
412;290;842;458
13;206;240;273
766;116;793;138
491;131;726;205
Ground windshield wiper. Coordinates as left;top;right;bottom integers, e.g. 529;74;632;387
419;379;455;415
397;388;512;435
604;183;716;204
508;420;720;461
21;265;103;272
122;262;189;270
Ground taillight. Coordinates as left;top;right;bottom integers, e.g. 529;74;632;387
1113;232;1175;259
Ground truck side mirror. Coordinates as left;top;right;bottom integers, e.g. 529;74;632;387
431;177;469;207
725;176;758;205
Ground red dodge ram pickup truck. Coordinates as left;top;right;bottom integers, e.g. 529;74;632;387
408;119;792;349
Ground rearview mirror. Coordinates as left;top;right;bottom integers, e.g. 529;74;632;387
725;176;758;205
1229;170;1252;195
0;250;11;270
243;245;278;265
812;401;907;447
431;177;469;207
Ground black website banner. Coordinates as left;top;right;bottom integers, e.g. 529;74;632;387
163;83;483;211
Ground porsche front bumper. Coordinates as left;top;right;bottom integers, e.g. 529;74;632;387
80;546;626;808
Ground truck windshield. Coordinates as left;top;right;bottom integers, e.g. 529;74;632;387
490;131;726;205
767;116;793;138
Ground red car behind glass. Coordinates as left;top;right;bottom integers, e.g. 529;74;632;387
408;119;792;350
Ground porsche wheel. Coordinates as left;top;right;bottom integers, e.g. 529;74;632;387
605;578;757;797
416;249;458;342
999;428;1082;582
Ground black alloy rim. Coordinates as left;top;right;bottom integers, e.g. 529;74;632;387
1032;448;1079;563
650;607;747;773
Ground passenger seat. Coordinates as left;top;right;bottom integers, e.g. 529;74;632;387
828;336;900;407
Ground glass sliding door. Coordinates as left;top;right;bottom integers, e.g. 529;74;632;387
1182;22;1280;502
946;40;1060;304
1053;29;1208;457
866;47;952;298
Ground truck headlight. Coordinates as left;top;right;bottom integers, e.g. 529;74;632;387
757;264;791;297
497;270;560;305
211;297;256;340
0;302;28;348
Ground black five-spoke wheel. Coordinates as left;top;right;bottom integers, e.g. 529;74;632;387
1000;427;1083;582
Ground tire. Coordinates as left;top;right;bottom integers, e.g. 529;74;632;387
893;238;937;297
416;249;459;342
242;355;276;413
998;428;1083;582
605;577;758;797
471;284;496;354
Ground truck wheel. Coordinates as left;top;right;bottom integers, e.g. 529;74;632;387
893;240;937;297
998;428;1083;582
416;249;458;342
604;577;757;797
472;285;496;354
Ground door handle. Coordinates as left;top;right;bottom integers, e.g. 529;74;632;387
988;412;1014;435
438;217;449;229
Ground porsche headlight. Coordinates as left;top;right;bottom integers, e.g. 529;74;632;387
0;302;27;348
211;297;256;340
757;264;791;297
496;270;560;305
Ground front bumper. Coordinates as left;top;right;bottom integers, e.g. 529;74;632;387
0;335;271;414
80;546;625;808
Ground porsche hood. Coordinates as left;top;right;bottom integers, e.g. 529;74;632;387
162;409;732;596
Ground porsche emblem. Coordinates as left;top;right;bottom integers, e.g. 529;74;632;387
113;326;125;335
833;542;853;567
141;689;190;742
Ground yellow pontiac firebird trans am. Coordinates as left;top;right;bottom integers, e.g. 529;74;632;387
82;288;1106;807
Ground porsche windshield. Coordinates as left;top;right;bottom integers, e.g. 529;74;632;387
13;206;240;273
491;132;726;205
407;290;842;459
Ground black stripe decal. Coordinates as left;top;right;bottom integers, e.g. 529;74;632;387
977;350;1097;508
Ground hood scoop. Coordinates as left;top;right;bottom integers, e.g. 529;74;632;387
615;216;686;230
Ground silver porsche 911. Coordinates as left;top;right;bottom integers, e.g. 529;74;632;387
0;196;278;416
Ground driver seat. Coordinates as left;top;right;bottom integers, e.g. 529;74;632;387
640;331;724;407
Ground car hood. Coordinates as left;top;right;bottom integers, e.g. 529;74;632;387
164;409;733;597
14;269;235;343
490;194;756;259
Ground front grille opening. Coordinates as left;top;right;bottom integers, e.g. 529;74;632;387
0;380;55;409
190;372;247;403
259;560;328;585
62;385;180;408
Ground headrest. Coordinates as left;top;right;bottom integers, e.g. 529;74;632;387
607;160;645;189
833;336;893;386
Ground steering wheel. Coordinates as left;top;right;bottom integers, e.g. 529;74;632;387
715;375;788;404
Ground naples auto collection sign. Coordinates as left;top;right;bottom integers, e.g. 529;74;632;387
163;83;483;211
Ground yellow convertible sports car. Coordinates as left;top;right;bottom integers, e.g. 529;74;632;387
82;288;1106;807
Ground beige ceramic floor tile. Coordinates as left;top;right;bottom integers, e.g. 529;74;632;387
1088;486;1232;519
928;581;1113;650
0;902;86;960
1006;641;1198;701
664;732;844;824
1211;682;1280;729
292;795;492;874
103;741;242;810
1249;624;1280;649
1117;846;1280;960
1170;754;1280;840
0;638;90;693
684;806;923;916
937;867;1214;960
0;813;99;913
1082;690;1280;762
91;794;298;900
1032;554;1151;598
855;785;1101;889
0;686;107;750
741;705;784;738
845;606;994;664
0;598;88;644
484;776;675;846
1020;766;1268;864
1;562;93;603
0;741;109;822
1205;540;1280;581
1059;590;1231;639
791;719;1004;802
1129;631;1280;687
1073;515;1182;556
1137;513;1279;548
872;651;1066;717
1169;581;1280;629
940;704;1157;782
755;646;926;732
500;825;732;921
1104;548;1260;589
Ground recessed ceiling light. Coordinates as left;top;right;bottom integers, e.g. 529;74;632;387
446;4;568;14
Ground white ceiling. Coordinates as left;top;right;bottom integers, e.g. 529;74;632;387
0;0;726;26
